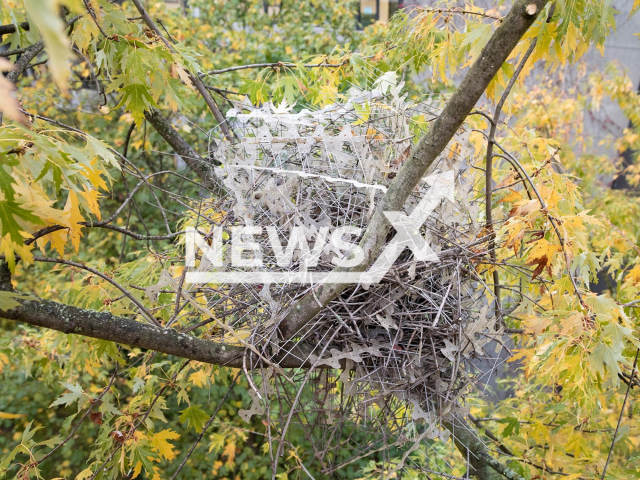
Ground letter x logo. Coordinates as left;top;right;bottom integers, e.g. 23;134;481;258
362;170;455;284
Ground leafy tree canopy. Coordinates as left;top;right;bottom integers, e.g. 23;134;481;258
0;0;639;479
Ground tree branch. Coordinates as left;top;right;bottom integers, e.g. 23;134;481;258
0;293;312;368
445;417;524;480
130;0;232;141
143;108;223;194
278;0;548;341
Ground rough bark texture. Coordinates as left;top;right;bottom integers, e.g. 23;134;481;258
278;0;549;341
444;417;524;480
144;108;223;194
0;292;312;368
5;40;44;83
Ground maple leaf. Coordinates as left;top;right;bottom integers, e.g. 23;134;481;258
63;191;86;253
188;368;209;388
81;186;101;220
527;255;550;281
50;382;85;409
179;405;210;432
222;441;236;466
500;417;520;437
0;291;36;310
115;84;158;127
130;444;157;479
41;229;68;258
0;200;43;243
0;164;17;202
148;429;180;461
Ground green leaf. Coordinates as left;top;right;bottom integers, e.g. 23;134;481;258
0;291;36;310
179;405;210;432
115;83;158;127
0;164;16;201
129;443;157;476
0;200;44;243
273;75;300;104
83;135;120;170
50;382;85;409
172;42;201;73
500;417;520;437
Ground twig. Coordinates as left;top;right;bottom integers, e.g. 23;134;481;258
29;256;160;326
129;0;232;141
169;371;241;479
484;38;537;322
601;348;639;479
34;364;118;467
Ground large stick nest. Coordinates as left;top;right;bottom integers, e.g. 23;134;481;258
176;80;505;471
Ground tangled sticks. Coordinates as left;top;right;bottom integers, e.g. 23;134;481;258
174;82;506;470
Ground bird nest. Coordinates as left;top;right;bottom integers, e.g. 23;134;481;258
175;79;505;471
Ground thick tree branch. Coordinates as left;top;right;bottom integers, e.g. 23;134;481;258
130;0;232;140
0;293;312;368
0;21;30;36
143;108;223;193
5;40;44;83
445;417;524;480
278;0;548;341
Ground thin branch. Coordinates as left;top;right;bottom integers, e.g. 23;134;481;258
484;39;537;321
129;0;232;141
35;364;118;467
23;256;158;326
0;47;28;57
601;348;639;479
277;0;548;341
0;21;30;35
169;371;242;479
204;59;349;75
144;108;224;193
413;6;505;21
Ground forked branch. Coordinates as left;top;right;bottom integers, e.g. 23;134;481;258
277;0;549;341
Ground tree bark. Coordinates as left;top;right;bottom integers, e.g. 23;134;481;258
278;0;549;341
444;417;524;480
143;108;224;194
0;291;312;368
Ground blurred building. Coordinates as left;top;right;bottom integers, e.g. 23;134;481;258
359;0;401;26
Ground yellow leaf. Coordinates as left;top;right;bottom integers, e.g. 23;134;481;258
316;84;338;106
81;186;102;220
75;468;93;480
64;191;85;253
0;352;9;373
0;234;34;272
499;189;522;204
80;159;109;191
39;229;68;257
132;461;143;479
527;238;559;259
222;441;236;466
0;411;26;419
189;369;209;388
149;429;180;461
